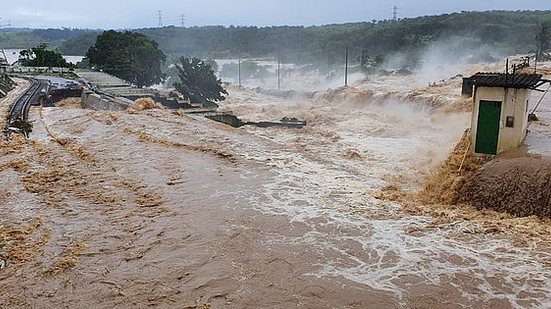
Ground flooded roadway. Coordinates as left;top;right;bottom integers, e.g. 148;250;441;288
0;71;551;308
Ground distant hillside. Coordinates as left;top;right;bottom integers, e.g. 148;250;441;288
136;10;551;62
2;10;551;65
0;28;96;52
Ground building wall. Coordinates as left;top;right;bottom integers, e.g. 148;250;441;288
471;86;530;154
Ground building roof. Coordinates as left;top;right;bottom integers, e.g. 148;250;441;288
469;72;544;89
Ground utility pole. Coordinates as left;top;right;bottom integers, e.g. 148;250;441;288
277;58;281;91
180;14;186;27
393;6;398;22
345;46;349;86
535;50;539;74
238;59;241;86
157;11;163;27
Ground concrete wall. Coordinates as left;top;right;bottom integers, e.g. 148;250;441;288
471;86;530;154
81;90;132;111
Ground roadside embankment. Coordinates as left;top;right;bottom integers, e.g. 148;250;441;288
419;130;551;219
460;156;551;219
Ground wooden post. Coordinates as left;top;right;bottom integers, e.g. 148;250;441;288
277;58;281;91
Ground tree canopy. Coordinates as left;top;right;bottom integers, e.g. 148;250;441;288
86;30;166;87
18;44;73;68
174;57;227;105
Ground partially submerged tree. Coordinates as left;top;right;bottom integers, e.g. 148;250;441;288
18;44;73;68
174;57;227;106
359;49;385;74
536;22;551;60
86;30;166;87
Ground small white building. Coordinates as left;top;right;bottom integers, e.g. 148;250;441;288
466;73;546;155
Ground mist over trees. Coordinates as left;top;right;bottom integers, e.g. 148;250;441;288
86;31;166;87
219;61;272;80
56;11;551;63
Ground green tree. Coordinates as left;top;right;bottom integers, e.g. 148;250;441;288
18;44;73;68
174;57;227;105
204;59;219;73
86;30;166;87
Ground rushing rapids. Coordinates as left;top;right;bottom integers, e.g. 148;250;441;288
0;63;551;308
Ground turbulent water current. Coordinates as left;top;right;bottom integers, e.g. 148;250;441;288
1;68;551;308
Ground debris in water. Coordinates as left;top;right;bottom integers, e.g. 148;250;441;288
0;247;8;269
205;112;306;128
55;97;82;108
205;112;245;127
419;129;490;205
127;98;165;113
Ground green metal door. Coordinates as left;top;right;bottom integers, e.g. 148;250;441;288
475;100;501;155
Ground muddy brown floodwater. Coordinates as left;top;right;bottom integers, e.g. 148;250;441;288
1;68;551;308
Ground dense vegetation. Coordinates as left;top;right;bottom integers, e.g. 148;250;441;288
57;10;551;64
1;11;551;67
0;28;94;50
18;44;73;67
174;57;227;104
86;31;166;87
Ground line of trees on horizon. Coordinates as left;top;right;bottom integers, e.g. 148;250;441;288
1;11;550;69
56;11;551;67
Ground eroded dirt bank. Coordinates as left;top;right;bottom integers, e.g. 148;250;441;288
1;70;551;308
462;156;551;218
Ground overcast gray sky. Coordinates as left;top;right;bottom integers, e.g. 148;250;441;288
1;0;550;29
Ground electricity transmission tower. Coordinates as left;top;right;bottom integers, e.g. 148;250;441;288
157;11;163;27
392;6;398;21
180;14;186;27
0;17;11;29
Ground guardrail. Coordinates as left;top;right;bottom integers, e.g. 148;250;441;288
4;78;48;138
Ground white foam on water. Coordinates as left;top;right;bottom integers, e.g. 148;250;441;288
224;86;551;307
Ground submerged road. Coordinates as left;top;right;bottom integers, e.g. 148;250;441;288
0;73;550;308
